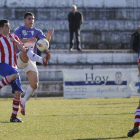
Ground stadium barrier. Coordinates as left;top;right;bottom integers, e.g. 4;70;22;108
63;69;140;98
0;68;140;98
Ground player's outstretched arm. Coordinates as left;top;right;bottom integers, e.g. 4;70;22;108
10;38;26;53
46;28;54;42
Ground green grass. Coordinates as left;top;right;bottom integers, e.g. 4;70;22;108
0;97;139;140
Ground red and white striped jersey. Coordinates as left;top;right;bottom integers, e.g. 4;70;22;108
0;33;21;69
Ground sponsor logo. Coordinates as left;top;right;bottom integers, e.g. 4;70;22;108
26;31;34;36
64;72;127;86
22;30;27;36
114;72;123;85
85;73;108;85
31;31;34;36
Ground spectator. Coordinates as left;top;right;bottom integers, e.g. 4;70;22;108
68;5;83;51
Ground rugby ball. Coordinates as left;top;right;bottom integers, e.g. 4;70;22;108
36;38;49;51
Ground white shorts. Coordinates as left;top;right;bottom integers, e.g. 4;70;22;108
16;52;38;74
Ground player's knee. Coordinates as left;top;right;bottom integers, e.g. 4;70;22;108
14;91;21;98
20;52;29;63
10;74;19;81
30;83;38;90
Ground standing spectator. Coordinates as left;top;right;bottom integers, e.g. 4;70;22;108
68;5;83;51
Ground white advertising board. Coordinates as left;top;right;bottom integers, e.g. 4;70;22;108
130;69;140;96
63;69;130;98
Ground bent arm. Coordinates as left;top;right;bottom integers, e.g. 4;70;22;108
130;35;134;49
15;42;26;53
10;38;26;52
45;28;54;42
68;13;70;23
80;13;83;25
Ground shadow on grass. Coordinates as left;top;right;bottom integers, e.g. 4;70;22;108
88;102;137;106
30;112;134;118
49;112;134;117
73;136;128;140
0;121;11;123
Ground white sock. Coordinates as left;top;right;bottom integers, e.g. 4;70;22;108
22;85;36;104
27;50;43;63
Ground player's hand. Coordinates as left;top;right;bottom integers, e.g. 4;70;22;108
28;37;37;43
44;49;49;53
47;28;54;36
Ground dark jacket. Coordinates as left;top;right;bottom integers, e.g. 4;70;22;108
68;11;83;30
130;31;140;53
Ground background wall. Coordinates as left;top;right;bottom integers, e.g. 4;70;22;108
0;0;139;50
0;0;139;97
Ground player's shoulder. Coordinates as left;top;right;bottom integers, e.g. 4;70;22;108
9;33;15;36
76;11;82;15
9;33;15;35
68;12;73;15
33;27;43;33
14;26;24;32
9;33;18;38
33;27;42;31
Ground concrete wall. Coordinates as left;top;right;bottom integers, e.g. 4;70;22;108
0;0;139;49
0;81;63;97
0;50;137;97
0;50;137;81
1;0;140;8
0;0;139;97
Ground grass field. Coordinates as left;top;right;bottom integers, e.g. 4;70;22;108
0;97;140;140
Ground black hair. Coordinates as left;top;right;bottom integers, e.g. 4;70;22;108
24;12;34;19
0;19;9;27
